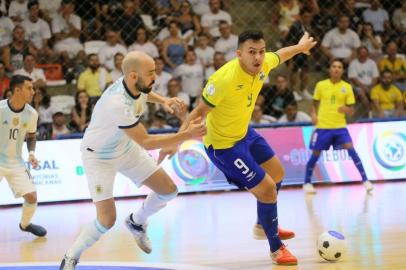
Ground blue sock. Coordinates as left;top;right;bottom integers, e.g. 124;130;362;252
347;148;368;181
305;154;320;184
257;200;282;252
256;181;282;225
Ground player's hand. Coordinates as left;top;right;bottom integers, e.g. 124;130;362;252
163;97;187;115
28;154;39;169
158;145;178;164
298;32;317;55
338;106;354;116
186;117;206;138
311;112;318;125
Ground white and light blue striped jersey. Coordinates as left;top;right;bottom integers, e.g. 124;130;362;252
0;100;38;168
81;77;148;159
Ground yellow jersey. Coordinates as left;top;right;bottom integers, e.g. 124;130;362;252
201;52;280;149
313;79;355;129
378;57;406;76
370;84;402;110
77;68;112;97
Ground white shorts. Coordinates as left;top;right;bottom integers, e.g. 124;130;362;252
82;143;160;202
0;166;36;198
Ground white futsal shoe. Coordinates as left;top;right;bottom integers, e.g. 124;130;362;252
363;180;374;193
59;255;78;270
125;214;152;254
303;183;317;194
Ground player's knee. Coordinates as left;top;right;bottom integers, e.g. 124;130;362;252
98;215;116;229
274;167;285;183
254;180;277;203
157;186;178;202
23;192;37;204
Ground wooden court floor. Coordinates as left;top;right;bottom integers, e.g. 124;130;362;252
1;181;406;270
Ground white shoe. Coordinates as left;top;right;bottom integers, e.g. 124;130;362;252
59;255;78;270
363;181;373;193
303;183;316;194
302;89;313;100
125;214;152;254
293;91;303;101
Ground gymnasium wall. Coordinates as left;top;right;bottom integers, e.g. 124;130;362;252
0;120;405;205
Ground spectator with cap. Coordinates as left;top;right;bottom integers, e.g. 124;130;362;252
278;101;311;123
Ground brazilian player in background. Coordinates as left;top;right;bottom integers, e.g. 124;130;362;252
159;30;317;265
303;59;374;194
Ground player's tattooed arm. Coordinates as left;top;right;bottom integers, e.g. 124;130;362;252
26;132;36;152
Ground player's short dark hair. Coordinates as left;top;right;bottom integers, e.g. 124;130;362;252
286;100;298;108
28;0;39;10
329;58;345;68
238;30;264;47
10;75;32;93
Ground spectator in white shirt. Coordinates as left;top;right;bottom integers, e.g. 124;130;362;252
52;0;83;60
128;27;159;58
14;53;46;89
214;20;238;61
166;78;190;122
201;0;232;38
0;12;15;48
38;0;61;22
321;15;361;65
195;33;215;69
392;1;406;33
250;105;276;125
362;0;389;34
189;0;210;16
205;51;226;80
98;29;127;71
348;46;379;107
278;101;311;123
153;57;172;97
8;0;28;24
22;1;54;61
173;49;204;108
110;52;124;82
0;0;6;14
359;22;382;62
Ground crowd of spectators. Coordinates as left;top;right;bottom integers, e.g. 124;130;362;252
0;0;405;140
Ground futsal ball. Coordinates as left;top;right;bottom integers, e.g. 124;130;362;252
317;231;347;262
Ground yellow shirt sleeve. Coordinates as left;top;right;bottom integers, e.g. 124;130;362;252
77;73;85;91
370;86;379;100
313;82;322;101
394;87;403;103
265;52;280;71
346;84;355;105
201;78;226;107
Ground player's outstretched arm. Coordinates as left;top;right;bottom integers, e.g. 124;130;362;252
123;120;206;150
276;32;317;64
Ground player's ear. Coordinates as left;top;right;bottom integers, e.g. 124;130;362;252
236;49;242;58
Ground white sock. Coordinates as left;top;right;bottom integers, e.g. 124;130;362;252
21;202;36;228
132;192;172;225
66;219;108;259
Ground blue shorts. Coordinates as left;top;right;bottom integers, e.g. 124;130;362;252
310;128;353;151
205;127;275;189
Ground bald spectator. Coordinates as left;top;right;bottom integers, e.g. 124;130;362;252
378;41;406;90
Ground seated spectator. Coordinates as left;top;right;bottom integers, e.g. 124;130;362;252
8;0;28;24
149;109;171;130
312;0;336;38
153;57;172;97
51;111;71;139
0;0;5;14
98;29;127;71
52;0;83;61
0;12;15;48
166;78;190;122
22;1;54;63
321;15;361;66
378;41;406;91
77;54;112;104
173;50;204;108
2;25;37;73
189;0;210;16
277;0;300;39
0;61;10;98
392;1;406;33
250;105;276;125
278;101;311;123
128;27;159;58
205;51;226;80
348;46;379;107
110;52;124;82
371;70;403;118
31;87;53;125
201;0;232;39
362;0;389;34
38;0;61;22
162;21;187;71
359;23;383;61
338;0;363;32
112;0;144;46
260;74;295;118
214;20;238;61
169;0;201;40
14;54;47;89
70;90;92;132
195;33;215;69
